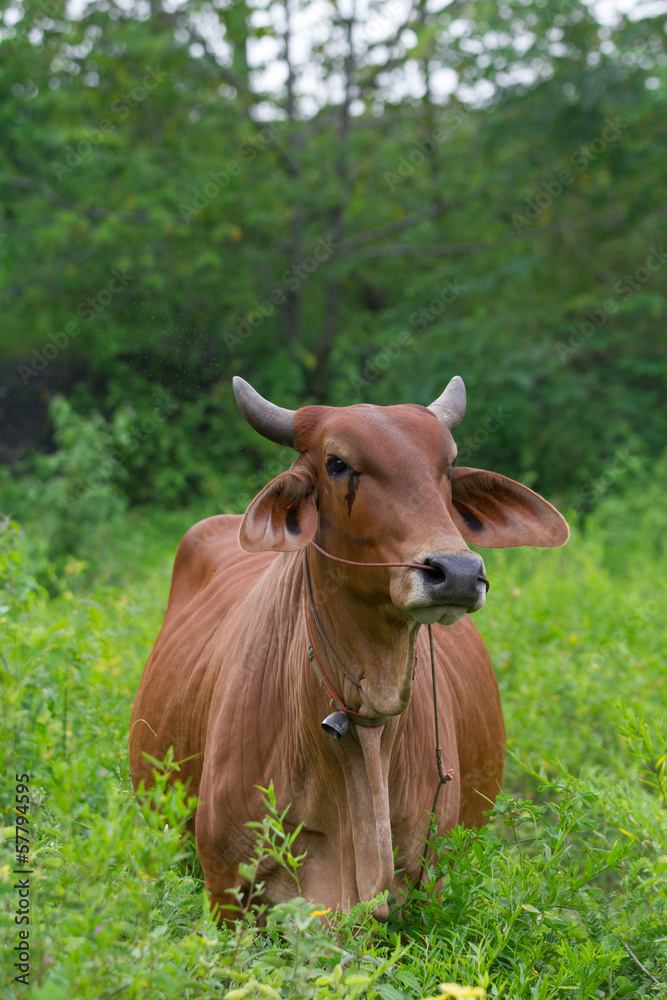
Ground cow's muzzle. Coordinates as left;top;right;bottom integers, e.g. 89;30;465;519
421;551;487;605
403;551;488;625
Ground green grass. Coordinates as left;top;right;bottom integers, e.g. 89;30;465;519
1;485;666;999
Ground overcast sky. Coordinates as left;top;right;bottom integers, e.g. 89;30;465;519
5;0;665;114
240;0;666;114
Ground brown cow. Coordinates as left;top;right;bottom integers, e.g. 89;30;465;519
130;376;568;919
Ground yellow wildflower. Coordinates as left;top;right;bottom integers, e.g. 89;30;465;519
439;985;486;999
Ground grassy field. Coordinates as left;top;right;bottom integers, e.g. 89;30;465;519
1;480;666;999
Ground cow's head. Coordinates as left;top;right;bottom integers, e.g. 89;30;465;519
234;376;568;627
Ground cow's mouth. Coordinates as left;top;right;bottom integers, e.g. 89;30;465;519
408;603;470;626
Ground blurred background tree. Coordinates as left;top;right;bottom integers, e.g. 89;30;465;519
0;0;665;508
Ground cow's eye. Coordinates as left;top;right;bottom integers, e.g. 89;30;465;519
326;456;349;477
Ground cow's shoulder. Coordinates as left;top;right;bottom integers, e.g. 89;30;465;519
166;514;276;614
177;513;243;563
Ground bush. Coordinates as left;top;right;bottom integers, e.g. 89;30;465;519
0;395;128;574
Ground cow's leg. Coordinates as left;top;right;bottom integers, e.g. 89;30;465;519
206;881;245;925
194;791;250;923
388;711;461;893
432;620;505;828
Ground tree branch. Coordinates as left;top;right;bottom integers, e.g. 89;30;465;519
280;0;303;350
622;941;662;986
183;10;300;177
343;202;454;250
342;212;629;258
312;3;356;389
0;173;150;225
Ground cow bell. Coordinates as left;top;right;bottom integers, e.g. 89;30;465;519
321;711;349;741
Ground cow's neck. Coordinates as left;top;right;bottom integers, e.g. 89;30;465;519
295;546;419;915
303;547;419;719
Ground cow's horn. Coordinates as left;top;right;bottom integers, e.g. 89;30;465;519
427;375;466;430
233;376;296;448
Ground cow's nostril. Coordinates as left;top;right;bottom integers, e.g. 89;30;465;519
422;558;446;582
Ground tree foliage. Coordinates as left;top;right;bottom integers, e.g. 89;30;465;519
1;0;665;504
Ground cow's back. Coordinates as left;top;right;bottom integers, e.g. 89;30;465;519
129;515;277;794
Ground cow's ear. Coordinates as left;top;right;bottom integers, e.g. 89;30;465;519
239;467;318;553
450;467;569;548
